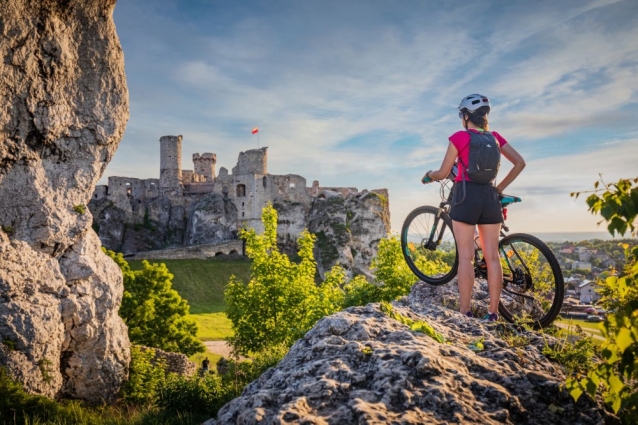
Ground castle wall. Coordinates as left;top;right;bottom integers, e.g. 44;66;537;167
182;170;193;183
159;135;182;195
93;185;108;200
232;147;267;175
270;174;312;203
144;179;160;198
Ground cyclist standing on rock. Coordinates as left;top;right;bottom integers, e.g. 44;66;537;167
423;94;526;321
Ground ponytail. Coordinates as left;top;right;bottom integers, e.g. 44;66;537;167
467;106;490;130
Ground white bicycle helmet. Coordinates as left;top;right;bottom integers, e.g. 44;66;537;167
458;94;491;114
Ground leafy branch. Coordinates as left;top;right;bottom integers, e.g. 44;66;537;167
570;176;638;237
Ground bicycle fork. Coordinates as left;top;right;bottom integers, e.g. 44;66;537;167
425;207;448;251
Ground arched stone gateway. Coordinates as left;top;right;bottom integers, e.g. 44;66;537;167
129;240;245;261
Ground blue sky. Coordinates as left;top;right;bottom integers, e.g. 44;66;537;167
105;0;638;234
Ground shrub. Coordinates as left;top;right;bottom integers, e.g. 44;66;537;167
225;204;344;355
119;346;168;405
73;204;86;214
567;177;638;422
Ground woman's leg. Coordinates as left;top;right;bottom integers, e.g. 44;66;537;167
452;220;476;314
477;223;503;314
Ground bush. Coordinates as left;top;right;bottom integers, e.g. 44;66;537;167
568;177;638;422
105;250;205;356
119;346;168;405
225;204;344;355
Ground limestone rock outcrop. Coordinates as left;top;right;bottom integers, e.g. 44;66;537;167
308;190;390;278
185;194;239;246
0;0;130;401
89;188;391;277
209;283;612;424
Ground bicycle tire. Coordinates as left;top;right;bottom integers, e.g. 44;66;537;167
401;206;458;285
497;233;564;329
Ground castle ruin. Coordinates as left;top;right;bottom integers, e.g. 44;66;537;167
93;135;382;238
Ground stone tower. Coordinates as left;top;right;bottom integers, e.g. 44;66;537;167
159;135;182;193
193;152;217;182
233;147;268;175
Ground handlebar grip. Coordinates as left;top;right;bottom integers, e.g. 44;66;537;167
421;175;433;184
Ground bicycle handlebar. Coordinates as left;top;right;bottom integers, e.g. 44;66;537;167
419;173;523;206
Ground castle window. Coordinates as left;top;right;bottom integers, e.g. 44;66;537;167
126;182;132;197
263;176;267;188
242;202;244;207
242;211;245;217
236;184;246;197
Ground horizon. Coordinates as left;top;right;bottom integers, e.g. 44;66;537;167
102;0;638;234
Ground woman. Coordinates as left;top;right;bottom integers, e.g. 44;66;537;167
423;94;525;321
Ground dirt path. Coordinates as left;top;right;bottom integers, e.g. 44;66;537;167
204;340;235;358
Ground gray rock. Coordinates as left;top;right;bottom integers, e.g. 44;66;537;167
309;190;391;279
186;193;238;246
209;288;612;424
0;0;130;401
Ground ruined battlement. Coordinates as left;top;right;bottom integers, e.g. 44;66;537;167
94;136;378;235
233;147;267;175
192;152;216;182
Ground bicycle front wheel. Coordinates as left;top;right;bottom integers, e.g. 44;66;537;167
497;233;564;329
401;206;458;285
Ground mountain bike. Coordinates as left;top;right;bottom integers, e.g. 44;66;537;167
400;166;564;328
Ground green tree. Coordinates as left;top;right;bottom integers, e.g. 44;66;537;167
342;235;424;307
567;177;638;422
105;250;204;356
224;204;343;355
372;236;418;301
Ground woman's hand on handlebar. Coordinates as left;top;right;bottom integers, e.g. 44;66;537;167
421;170;433;184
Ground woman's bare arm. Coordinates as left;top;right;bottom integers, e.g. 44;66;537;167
427;142;458;181
496;143;525;193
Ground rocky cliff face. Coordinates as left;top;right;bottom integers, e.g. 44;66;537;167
0;0;130;401
209;282;612;424
89;189;391;277
307;190;391;279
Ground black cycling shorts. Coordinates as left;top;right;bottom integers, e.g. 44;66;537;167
449;181;503;225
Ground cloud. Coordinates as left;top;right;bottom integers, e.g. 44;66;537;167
102;0;638;237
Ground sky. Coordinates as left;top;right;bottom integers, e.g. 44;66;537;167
105;0;638;235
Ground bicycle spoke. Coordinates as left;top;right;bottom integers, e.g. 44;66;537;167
498;233;564;328
401;206;458;285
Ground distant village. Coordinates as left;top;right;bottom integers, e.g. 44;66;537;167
547;239;636;306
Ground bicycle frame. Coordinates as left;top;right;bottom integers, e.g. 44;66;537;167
427;177;537;301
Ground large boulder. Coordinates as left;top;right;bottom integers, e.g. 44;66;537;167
0;0;130;402
210;285;613;424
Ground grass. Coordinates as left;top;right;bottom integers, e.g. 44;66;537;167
128;259;251;314
190;312;234;340
557;318;604;336
129;259;251;343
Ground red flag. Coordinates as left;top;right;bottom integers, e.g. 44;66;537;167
251;127;259;134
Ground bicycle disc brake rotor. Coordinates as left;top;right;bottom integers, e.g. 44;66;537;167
512;268;533;292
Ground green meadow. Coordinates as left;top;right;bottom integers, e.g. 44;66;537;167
129;258;252;364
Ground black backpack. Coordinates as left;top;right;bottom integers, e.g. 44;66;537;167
459;130;501;184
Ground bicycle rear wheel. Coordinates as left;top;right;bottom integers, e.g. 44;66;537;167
401;206;458;285
497;233;564;329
